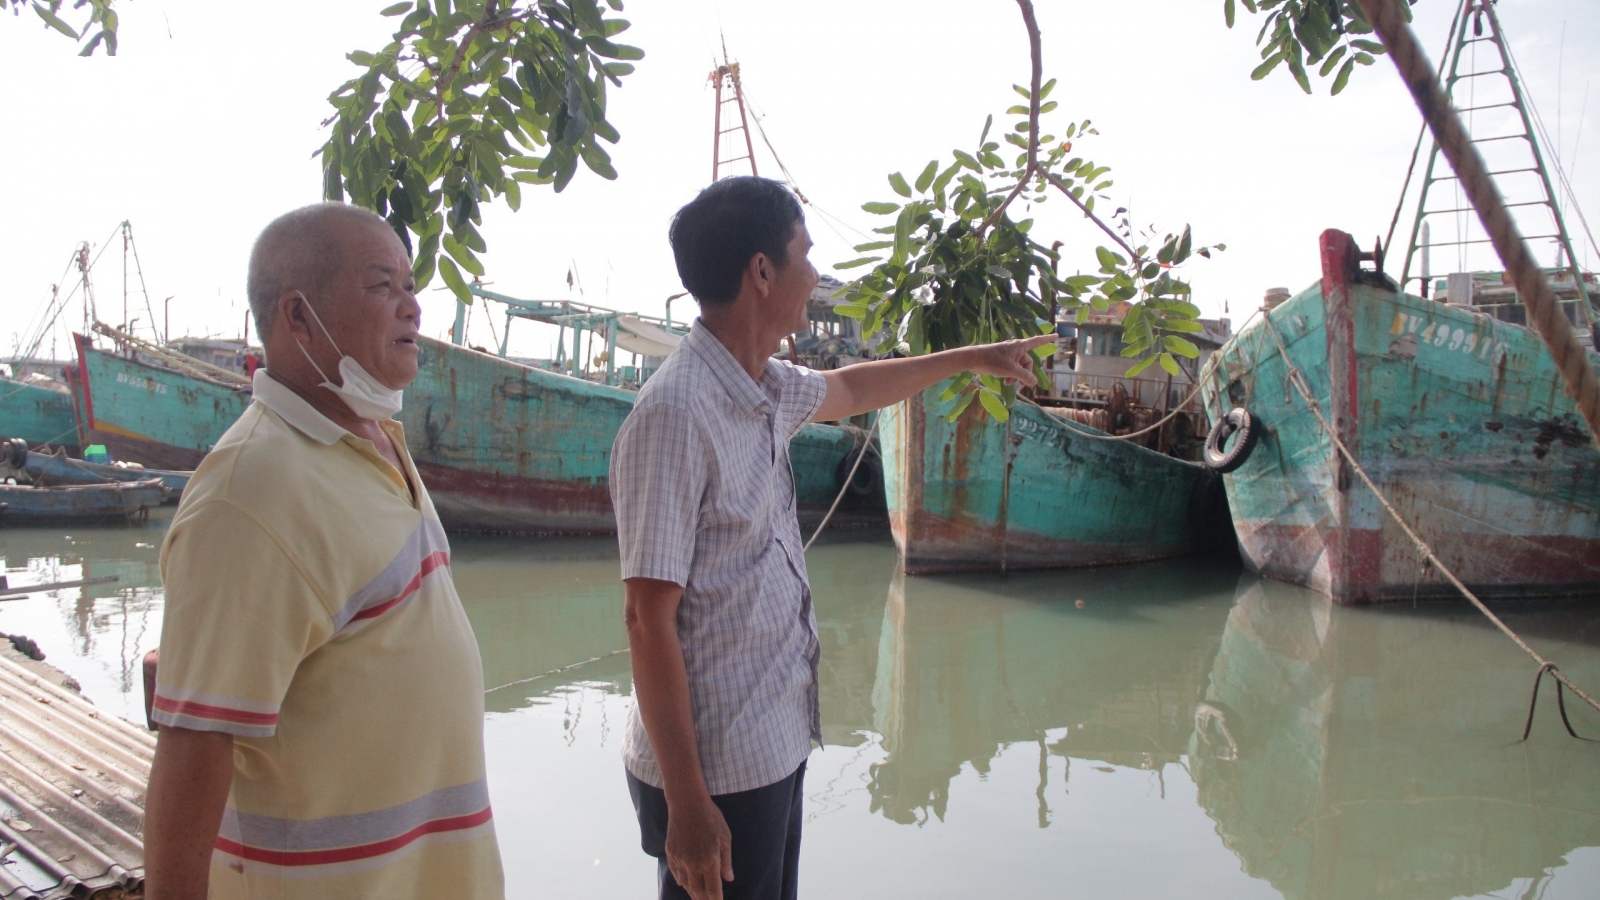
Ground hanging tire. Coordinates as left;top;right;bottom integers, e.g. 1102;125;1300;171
1204;408;1260;474
835;447;882;499
4;438;27;470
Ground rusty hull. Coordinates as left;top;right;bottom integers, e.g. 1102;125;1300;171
881;383;1212;574
1204;229;1600;603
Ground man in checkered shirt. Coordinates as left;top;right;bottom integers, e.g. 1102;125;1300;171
612;176;1053;900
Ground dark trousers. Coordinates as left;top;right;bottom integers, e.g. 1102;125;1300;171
627;763;806;900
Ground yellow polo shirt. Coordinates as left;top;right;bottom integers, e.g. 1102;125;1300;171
153;370;503;899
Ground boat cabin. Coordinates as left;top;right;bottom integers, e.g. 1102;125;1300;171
1427;268;1599;348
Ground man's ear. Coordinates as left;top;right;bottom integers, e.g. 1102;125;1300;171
745;252;773;298
278;291;313;343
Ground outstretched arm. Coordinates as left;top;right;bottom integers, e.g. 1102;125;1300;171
811;334;1056;423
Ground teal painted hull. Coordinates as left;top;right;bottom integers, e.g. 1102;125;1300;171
406;338;882;533
73;336;251;470
1201;230;1600;603
0;378;78;451
880;383;1214;574
70;334;881;533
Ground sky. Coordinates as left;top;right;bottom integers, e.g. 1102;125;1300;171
2;0;1596;363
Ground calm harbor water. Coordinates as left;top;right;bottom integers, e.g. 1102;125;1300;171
2;516;1598;899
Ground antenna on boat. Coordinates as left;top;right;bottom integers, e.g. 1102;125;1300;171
709;38;759;183
1396;0;1592;328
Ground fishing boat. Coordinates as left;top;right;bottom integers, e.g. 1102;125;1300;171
406;333;875;533
20;448;191;501
1201;2;1599;604
69;329;252;471
0;478;166;525
878;302;1235;574
68;317;878;534
1202;231;1599;603
879;383;1229;574
0;370;79;453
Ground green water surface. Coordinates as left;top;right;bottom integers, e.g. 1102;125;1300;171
2;518;1597;899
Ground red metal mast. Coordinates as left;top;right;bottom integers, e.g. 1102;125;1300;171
709;60;758;183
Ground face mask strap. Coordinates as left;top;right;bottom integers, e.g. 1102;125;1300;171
290;292;343;384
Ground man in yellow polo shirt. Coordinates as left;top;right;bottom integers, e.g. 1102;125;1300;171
142;203;504;899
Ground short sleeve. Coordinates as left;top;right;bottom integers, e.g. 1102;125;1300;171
769;360;828;438
610;403;708;586
152;500;332;737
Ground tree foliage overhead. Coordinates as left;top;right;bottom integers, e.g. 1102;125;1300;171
1225;0;1413;95
2;0;118;54
838;0;1220;423
320;0;641;304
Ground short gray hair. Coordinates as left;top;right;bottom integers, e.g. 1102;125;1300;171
246;203;391;341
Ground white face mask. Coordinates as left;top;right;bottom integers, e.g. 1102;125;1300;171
292;293;405;421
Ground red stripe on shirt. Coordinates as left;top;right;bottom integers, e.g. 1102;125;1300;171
350;551;449;623
152;695;279;727
214;806;492;866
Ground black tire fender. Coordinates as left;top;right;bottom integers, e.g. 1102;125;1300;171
4;438;27;470
835;447;882;499
1204;408;1260;474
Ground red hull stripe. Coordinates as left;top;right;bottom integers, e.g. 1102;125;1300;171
351;551;449;623
152;695;278;727
214;807;492;867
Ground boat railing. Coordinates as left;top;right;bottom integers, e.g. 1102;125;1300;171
1042;370;1200;412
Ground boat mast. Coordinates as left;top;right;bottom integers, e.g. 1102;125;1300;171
709;51;759;183
1398;0;1592;327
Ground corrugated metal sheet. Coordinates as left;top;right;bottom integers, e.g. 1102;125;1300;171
0;654;149;899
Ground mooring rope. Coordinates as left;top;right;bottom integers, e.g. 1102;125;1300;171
1259;315;1599;734
483;649;631;695
804;415;877;552
1356;0;1600;449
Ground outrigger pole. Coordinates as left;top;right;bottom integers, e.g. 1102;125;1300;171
1357;0;1600;447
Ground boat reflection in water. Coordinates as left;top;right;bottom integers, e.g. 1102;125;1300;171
0;516;167;726
1192;577;1600;900
865;564;1236;827
4;524;1595;898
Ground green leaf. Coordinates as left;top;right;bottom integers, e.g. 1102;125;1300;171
953;150;981;171
939;372;974;401
834;257;882;270
437;255;471;302
1224;0;1236;28
943;391;977;423
914;160;939;193
1351;39;1386;55
34;5;79;38
1318;44;1347;77
1159;352;1182;377
1125;354;1158;377
380;2;413;15
977;390;1010;422
833;304;869;318
1331;57;1356;95
888;172;912;198
862;201;900;215
1251;52;1285;81
1095;246;1126;272
1163;335;1200;358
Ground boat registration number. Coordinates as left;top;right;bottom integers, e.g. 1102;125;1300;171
115;372;169;395
1390;313;1504;361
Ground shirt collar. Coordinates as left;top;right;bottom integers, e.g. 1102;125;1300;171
251;368;349;446
684;320;774;417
